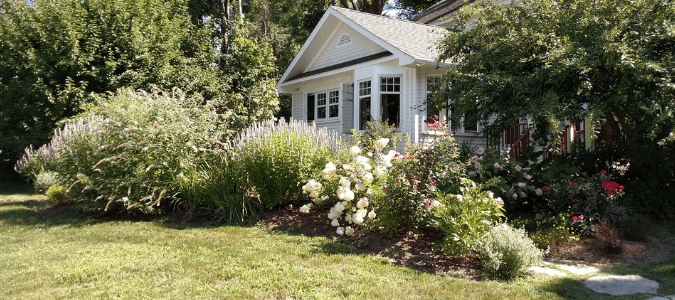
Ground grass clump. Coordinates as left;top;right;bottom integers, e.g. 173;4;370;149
480;224;543;280
45;185;70;205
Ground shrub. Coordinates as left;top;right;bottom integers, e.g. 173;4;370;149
514;214;578;250
226;119;341;209
45;185;70;205
16;88;226;214
432;179;505;255
480;224;544;280
377;135;464;236
34;171;62;193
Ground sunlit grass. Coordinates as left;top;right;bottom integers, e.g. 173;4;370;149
0;186;672;299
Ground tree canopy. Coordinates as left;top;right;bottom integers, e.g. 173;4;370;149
0;0;278;175
433;0;675;148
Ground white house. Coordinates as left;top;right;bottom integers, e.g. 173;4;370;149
277;2;593;153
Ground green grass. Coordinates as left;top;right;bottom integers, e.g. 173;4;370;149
1;186;674;299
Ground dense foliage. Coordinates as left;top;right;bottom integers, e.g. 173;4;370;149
0;0;278;176
479;224;544;280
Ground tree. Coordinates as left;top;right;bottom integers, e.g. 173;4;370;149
433;0;675;148
0;0;278;177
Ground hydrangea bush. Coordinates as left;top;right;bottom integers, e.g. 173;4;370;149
302;138;394;235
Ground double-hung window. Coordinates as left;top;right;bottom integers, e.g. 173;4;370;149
308;90;339;121
380;76;400;127
358;80;371;130
425;76;443;124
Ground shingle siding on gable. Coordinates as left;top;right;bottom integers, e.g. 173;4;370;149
308;23;386;72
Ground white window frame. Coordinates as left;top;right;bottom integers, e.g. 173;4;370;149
379;75;401;128
357;79;372;131
425;75;447;132
308;89;340;123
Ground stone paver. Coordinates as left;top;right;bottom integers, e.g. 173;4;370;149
645;296;675;300
556;264;599;275
528;266;566;276
585;275;659;296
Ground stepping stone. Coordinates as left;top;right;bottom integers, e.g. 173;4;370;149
645;296;675;300
585;275;659;296
529;266;566;276
556;264;599;275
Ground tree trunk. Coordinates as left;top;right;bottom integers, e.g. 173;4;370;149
218;0;230;64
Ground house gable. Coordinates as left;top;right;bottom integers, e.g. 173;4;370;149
307;22;387;72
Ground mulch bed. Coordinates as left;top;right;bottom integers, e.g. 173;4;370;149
261;205;482;280
261;205;675;280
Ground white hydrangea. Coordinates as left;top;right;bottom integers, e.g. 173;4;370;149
375;138;389;149
367;210;376;219
373;165;386;177
352;209;367;225
336;227;345;235
351;145;361;154
323;162;337;176
363;172;374;182
299;204;311;213
345;226;355;236
355;156;369;164
339;176;351;187
331;218;340;227
355;182;367;191
356;197;369;209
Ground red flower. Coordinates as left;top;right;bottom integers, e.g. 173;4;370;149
620;186;625;190
430;182;436;186
542;186;549;191
573;203;578;208
395;154;400;157
413;184;418;189
602;181;620;195
382;187;387;191
601;170;607;175
572;216;579;221
579;215;584;220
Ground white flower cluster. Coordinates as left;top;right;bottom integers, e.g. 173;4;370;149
302;179;323;201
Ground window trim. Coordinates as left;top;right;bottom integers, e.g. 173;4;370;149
424;75;446;132
357;79;372;131
307;89;340;123
424;74;480;135
379;75;401;128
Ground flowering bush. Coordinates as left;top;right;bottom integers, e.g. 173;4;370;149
302;142;391;235
479;224;544;280
432;178;505;255
376;135;463;235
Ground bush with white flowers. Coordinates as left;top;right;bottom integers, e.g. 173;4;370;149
302;140;398;235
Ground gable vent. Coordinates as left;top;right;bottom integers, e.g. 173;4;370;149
337;33;352;47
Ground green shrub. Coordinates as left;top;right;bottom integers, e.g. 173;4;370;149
34;171;62;193
376;135;464;236
480;224;543;280
45;185;70;205
515;214;578;250
432;179;505;255
226;119;341;209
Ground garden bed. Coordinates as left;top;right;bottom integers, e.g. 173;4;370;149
262;204;675;279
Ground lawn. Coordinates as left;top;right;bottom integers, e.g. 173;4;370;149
1;186;673;299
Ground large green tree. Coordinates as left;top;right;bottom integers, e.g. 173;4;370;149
0;0;278;177
434;0;675;148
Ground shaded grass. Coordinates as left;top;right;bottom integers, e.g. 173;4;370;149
0;187;672;299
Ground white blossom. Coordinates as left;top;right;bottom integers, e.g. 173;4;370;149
375;138;389;149
331;218;340;227
350;145;362;154
336;227;345;235
345;226;355;236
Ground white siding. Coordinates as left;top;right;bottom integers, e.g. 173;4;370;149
308;23;386;72
292;92;303;121
316;120;342;134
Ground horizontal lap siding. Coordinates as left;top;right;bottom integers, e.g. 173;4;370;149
309;23;386;72
292;93;303;121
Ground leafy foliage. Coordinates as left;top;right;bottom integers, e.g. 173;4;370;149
479;224;544;280
432;179;505;255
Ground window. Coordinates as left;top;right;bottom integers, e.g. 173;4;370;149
425;76;442;124
380;76;400;127
308;90;339;121
358;80;371;130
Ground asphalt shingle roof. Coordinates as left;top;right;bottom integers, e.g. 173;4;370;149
332;6;447;62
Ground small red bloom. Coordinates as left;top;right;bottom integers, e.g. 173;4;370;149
573;203;578;208
413;184;418;189
430;182;436;186
542;186;549;191
572;216;579;221
395;154;399;157
619;186;625;189
602;181;620;195
601;170;607;175
382;187;387;191
579;215;584;219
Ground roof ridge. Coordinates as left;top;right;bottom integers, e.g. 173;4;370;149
329;6;446;29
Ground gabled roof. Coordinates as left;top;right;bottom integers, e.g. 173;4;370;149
332;7;446;63
277;6;448;90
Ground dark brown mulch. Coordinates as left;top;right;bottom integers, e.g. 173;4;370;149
261;205;482;280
